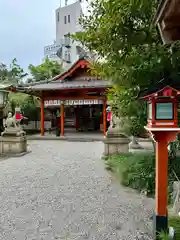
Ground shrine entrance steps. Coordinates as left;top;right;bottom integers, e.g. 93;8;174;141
27;130;104;142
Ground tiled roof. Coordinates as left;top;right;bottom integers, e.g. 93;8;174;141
18;80;111;91
0;84;13;90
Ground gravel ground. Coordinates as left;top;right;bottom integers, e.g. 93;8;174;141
0;141;154;240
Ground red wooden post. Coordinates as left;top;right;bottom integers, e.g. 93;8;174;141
143;86;180;238
40;99;44;136
61;103;64;136
151;131;177;236
155;133;168;218
103;100;107;136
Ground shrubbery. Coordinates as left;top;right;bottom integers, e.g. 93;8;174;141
159;216;180;239
105;153;180;198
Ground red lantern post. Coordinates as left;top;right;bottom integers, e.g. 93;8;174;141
143;86;180;239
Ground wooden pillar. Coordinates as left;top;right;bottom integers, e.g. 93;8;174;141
103;100;107;136
154;132;168;235
61;103;64;136
40;99;44;136
155;138;168;217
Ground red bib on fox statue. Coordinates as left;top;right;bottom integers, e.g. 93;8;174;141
15;108;23;122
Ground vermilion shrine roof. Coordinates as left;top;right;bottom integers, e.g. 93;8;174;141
142;86;180;100
140;79;180;99
52;57;90;81
17;57;111;92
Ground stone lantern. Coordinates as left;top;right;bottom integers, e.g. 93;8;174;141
103;107;130;157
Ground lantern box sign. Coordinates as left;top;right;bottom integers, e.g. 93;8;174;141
143;86;180;129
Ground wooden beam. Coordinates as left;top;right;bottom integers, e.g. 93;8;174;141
103;100;107;136
165;0;180;18
154;0;171;24
158;22;180;44
60;104;64;136
162;16;180;30
44;96;106;101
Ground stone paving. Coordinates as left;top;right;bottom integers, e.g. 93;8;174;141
0;141;154;240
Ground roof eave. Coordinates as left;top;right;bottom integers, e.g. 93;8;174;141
0;84;14;91
20;85;112;91
153;0;170;24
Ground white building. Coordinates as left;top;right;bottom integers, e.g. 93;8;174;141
55;1;83;69
44;41;62;63
44;0;89;70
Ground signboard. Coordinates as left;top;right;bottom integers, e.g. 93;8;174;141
44;99;103;106
156;102;173;120
44;100;62;106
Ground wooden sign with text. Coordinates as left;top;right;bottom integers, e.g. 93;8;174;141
44;99;104;106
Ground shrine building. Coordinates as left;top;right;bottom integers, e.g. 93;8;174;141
17;58;112;136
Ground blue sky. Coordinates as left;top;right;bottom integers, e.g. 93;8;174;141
0;0;76;72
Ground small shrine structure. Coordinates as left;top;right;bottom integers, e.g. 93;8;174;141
17;58;111;136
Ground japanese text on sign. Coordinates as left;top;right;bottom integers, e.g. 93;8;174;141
44;99;104;106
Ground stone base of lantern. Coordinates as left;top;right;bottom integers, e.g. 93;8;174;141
0;128;28;156
129;136;144;153
103;122;130;157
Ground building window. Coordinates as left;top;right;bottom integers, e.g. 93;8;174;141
68;15;70;23
64;34;70;47
64;50;71;63
57;12;60;22
64;16;67;24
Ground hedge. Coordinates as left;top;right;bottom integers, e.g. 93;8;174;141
105;153;180;199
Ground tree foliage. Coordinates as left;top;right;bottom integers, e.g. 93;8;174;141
74;0;180;135
0;58;27;85
8;93;39;120
28;57;64;82
0;58;37;119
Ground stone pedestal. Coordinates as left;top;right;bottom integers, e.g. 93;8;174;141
0;128;27;155
129;136;144;153
103;117;130;157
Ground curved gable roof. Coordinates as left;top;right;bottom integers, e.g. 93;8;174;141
52;57;90;81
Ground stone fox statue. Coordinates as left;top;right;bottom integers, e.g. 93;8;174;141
2;112;26;137
5;112;18;128
5;112;25;129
